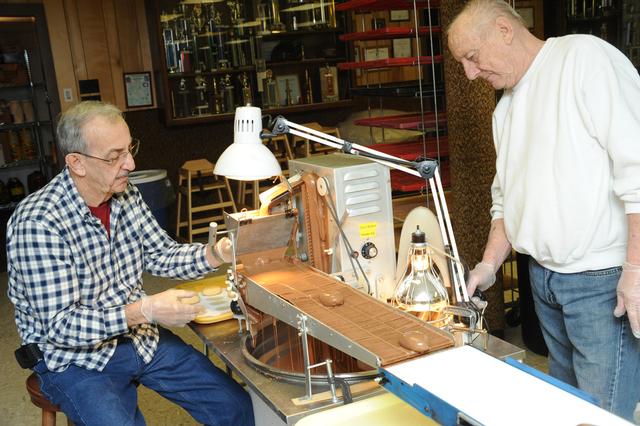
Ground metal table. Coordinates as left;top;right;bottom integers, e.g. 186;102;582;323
190;319;526;425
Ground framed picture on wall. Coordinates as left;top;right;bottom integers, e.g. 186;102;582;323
275;74;300;106
389;9;410;22
364;47;390;62
124;72;153;108
392;39;411;58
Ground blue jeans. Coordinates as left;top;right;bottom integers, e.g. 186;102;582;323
33;328;254;426
529;258;640;421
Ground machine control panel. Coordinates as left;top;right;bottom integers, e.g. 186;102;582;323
361;242;378;259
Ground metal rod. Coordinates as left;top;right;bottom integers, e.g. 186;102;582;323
298;314;313;400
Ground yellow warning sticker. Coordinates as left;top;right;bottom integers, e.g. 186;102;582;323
359;222;377;238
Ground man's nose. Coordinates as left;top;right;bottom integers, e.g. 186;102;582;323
123;151;136;171
462;60;480;80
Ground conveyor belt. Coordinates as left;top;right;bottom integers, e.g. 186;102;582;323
244;260;455;367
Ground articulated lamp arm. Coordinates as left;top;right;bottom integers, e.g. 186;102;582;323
264;115;470;303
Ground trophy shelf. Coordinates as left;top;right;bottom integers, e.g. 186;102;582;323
336;0;441;12
162;99;354;126
151;0;351;126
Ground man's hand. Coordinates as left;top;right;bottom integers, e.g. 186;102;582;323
208;237;233;267
613;262;640;338
214;237;233;263
466;262;497;295
140;289;203;328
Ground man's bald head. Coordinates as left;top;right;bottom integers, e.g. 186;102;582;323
448;0;526;41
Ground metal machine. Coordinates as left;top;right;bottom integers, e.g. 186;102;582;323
216;196;631;426
207;107;631;426
288;154;396;300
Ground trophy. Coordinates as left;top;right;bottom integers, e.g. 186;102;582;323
262;69;278;108
303;69;313;104
223;74;235;112
176;78;191;118
320;65;339;102
211;77;224;114
240;73;252;106
194;75;209;115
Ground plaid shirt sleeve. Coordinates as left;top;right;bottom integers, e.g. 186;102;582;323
126;185;214;279
9;219;128;348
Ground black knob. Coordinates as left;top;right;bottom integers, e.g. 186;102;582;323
361;242;378;259
230;300;243;315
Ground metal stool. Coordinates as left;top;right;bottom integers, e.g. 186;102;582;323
26;372;72;426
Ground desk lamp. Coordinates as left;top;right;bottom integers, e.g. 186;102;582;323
215;107;470;306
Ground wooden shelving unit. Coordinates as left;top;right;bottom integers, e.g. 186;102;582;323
338;0;448;193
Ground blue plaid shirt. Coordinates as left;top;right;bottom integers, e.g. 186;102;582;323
7;167;214;372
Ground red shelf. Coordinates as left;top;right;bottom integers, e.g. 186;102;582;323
390;162;450;192
339;26;441;42
353;112;447;130
369;137;449;160
338;55;443;70
336;0;441;12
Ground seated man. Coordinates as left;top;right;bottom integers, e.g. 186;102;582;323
7;101;254;426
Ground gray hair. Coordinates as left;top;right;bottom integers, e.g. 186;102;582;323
56;101;124;156
449;0;526;37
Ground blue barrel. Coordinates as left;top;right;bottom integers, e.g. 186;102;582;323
129;169;175;232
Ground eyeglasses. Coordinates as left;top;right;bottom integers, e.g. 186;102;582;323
74;138;140;165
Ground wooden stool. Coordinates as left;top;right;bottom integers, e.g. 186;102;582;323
176;159;237;243
290;122;341;157
26;373;72;426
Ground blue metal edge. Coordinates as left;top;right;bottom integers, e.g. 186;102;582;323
504;357;599;406
380;368;481;426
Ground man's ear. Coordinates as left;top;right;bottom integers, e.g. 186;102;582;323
66;153;87;177
495;16;514;44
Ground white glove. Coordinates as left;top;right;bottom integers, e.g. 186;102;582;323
613;262;640;338
211;237;233;265
466;262;497;295
140;289;203;328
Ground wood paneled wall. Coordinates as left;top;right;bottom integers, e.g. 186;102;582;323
38;0;156;112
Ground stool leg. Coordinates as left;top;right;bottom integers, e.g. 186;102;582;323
238;182;246;208
283;136;294;160
175;187;182;239
187;173;193;243
224;178;237;212
252;180;259;210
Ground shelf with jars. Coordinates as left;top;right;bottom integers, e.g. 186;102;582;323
151;0;353;126
0;43;56;207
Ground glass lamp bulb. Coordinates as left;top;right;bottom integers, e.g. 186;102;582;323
394;228;449;326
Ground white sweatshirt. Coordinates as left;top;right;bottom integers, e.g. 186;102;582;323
491;35;640;273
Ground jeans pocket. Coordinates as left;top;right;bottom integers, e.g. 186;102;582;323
579;265;622;277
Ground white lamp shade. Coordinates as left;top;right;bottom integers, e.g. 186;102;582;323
214;105;282;180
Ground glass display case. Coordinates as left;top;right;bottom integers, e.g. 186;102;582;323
150;0;352;125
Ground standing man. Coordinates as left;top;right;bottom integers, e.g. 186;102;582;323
448;0;640;421
7;101;254;425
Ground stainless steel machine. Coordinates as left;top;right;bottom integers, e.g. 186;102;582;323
288;154;396;300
